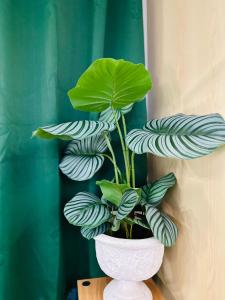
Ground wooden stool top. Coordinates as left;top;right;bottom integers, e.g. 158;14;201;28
77;277;164;300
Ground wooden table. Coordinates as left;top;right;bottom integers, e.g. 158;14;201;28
77;277;164;300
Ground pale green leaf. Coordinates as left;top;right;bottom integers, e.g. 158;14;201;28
96;180;129;207
68;58;152;112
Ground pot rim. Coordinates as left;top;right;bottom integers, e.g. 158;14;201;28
94;234;164;249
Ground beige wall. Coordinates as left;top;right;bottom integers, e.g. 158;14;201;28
144;1;225;299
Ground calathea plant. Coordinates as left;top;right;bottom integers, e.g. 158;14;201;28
33;58;225;247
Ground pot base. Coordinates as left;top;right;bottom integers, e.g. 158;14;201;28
104;279;152;300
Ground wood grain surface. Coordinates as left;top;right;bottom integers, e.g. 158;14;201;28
77;277;164;300
144;1;225;299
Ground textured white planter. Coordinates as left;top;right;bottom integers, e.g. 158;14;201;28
94;234;164;300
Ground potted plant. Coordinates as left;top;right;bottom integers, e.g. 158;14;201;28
33;58;225;300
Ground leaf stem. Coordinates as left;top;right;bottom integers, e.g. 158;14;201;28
113;111;130;186
104;133;119;184
122;221;129;238
121;114;131;179
131;152;136;188
129;224;133;239
102;154;122;180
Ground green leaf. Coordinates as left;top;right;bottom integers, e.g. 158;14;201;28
81;222;111;240
126;113;225;159
125;217;150;230
68;58;152;112
33;120;114;141
99;104;133;123
116;189;140;221
59;134;107;181
145;206;178;247
112;219;120;232
141;173;176;206
96;180;129;207
64;192;111;228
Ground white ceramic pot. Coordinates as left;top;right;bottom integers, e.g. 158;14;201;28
94;234;164;300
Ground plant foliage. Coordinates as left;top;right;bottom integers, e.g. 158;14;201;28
34;58;225;247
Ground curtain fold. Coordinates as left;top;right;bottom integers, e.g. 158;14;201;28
0;1;146;299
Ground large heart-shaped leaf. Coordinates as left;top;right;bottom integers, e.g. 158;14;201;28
33;121;114;140
59;135;107;181
96;180;129;207
116;189;140;221
126;113;225;159
141;173;176;206
64;192;111;228
68;58;152;112
145;206;178;247
81;222;111;240
99;104;133;123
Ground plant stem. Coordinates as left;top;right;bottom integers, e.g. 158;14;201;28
104;133;119;184
121;114;127;136
131;152;136;188
121;114;131;179
102;154;122;180
129;224;133;239
113;111;130;186
123;222;129;238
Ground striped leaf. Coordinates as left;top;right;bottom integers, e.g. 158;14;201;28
99;104;133;123
68;58;152;112
141;173;176;206
145;206;178;247
125;217;150;230
64;192;111;228
81;222;111;240
112;219;120;232
59;135;107;181
126;113;225;159
33;120;114;141
116;189;140;221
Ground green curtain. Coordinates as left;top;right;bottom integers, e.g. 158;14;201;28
0;0;146;299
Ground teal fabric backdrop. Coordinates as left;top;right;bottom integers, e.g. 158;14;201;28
0;0;146;299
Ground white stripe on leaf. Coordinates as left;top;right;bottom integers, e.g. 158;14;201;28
64;192;111;228
59;135;108;181
81;223;111;240
126;113;225;159
99;104;133;123
116;189;140;221
33;120;114;140
145;206;178;247
141;173;176;206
